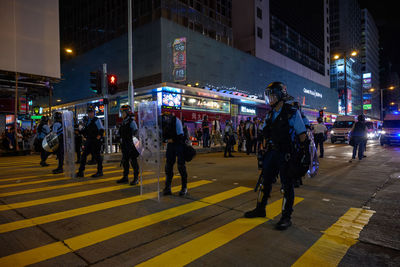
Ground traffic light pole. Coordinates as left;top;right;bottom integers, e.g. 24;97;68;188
102;63;109;154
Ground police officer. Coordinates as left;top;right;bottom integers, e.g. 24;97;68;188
37;116;50;167
74;120;83;164
77;106;104;178
293;102;310;129
52;112;64;174
313;117;327;158
116;105;140;185
162;112;188;196
244;82;308;231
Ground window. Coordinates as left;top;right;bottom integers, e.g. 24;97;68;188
257;27;263;39
257;7;262;19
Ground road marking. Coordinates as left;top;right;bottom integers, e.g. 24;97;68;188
0;175;177;212
0;186;251;266
0;172;152;198
0;166;117;183
292;208;375;267
0;180;211;234
136;197;304;267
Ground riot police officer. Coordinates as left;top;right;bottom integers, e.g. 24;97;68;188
244;82;308;231
52;112;64;174
116;105;140;185
162;112;188;196
77;106;104;178
37;116;50;167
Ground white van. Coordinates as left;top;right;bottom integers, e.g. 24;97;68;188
330;115;356;143
380;114;400;146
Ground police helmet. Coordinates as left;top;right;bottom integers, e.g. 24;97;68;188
317;117;323;123
358;114;365;122
53;112;62;121
87;105;95;114
265;82;293;105
41;116;48;123
120;105;132;114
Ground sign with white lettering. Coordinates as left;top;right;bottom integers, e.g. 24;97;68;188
303;88;323;98
240;106;256;115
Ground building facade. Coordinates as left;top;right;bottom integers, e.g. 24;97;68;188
329;0;363;116
361;9;380;118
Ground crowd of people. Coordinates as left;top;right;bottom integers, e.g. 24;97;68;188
1;126;35;151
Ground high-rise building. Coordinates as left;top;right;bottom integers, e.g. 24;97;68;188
232;0;330;88
361;8;380;118
60;0;233;58
329;0;362;115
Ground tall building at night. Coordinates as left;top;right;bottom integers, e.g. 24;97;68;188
361;8;380;118
329;0;362;115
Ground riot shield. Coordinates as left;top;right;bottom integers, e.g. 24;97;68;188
62;111;76;178
138;101;161;201
307;130;319;177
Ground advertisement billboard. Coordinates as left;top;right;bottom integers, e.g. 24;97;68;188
172;37;186;82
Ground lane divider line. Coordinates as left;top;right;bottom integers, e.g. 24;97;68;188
0;176;178;211
0;186;251;267
292;208;375;267
136;197;304;267
0;180;211;234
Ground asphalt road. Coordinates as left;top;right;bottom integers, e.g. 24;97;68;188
0;140;399;266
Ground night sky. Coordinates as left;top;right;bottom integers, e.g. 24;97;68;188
359;0;400;74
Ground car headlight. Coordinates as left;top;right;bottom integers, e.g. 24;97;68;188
381;130;386;135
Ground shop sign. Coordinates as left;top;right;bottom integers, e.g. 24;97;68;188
240;106;256;115
303;88;322;98
362;73;372;89
173;37;186;82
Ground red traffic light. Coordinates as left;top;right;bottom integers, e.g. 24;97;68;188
108;74;117;84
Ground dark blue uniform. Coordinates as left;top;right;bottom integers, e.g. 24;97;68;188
37;123;50;165
119;116;139;182
52;121;64;171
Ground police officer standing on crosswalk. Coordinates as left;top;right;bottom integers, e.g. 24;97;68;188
37;116;50;167
245;82;308;230
162;112;188;196
116;105;140;185
51;112;64;174
77;106;104;178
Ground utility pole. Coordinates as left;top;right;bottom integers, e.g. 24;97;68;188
14;72;19;151
380;88;384;121
128;0;134;108
102;63;109;154
344;55;347;115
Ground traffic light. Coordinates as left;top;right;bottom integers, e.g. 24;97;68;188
90;71;102;95
108;74;118;95
319;109;324;118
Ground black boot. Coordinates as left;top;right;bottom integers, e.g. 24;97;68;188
91;171;103;178
40;161;49;167
76;171;84;178
179;187;188;196
52;168;63;174
117;176;129;184
130;177;139;186
276;216;292;230
163;187;172;196
244;203;266;218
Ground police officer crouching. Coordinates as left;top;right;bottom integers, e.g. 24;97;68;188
52;112;64;174
76;106;104;178
244;82;308;230
116;105;140;185
162;112;188;196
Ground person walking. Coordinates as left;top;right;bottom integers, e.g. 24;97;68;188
202;115;210;148
349;115;368;162
313;117;327;158
237;120;245;152
224;120;235;158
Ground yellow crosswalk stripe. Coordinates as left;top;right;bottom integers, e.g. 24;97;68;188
0;175;178;211
136;197;304;267
0;180;211;234
0;186;251;267
292;208;375;267
0;171;152;197
0;168;121;189
0;166;117;183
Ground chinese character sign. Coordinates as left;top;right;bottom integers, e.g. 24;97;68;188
173;37;186;82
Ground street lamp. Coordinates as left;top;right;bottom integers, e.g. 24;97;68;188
65;48;73;54
380;86;396;120
332;50;358;115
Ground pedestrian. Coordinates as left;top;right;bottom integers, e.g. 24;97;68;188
237;120;245;152
162;112;188;196
349;115;368;162
51;112;64;174
202;115;210;148
36;116;50;166
245;117;253;154
313;117;327;158
116;105;140;185
76;106;104;178
251;117;259;153
245;82;308;231
224;120;235;157
211;116;223;146
196;127;202;146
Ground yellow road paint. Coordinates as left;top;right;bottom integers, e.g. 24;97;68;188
0;166;117;183
292;208;375;267
0;180;211;234
137;197;304;267
0;186;251;267
0;169;122;189
0;171;153;197
0;175;175;212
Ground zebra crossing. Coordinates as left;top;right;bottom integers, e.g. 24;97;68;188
0;156;375;266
